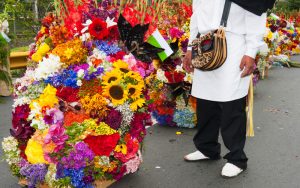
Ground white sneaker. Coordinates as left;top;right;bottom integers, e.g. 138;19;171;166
221;163;244;178
184;151;209;161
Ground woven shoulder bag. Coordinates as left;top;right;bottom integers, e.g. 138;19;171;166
191;0;232;71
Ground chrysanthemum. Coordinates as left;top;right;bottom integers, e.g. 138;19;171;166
113;60;130;73
126;83;143;100
130;98;145;111
103;82;128;106
102;69;123;86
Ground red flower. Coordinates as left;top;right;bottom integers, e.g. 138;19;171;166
165;71;185;83
56;87;79;103
106;26;120;41
130;113;152;142
114;135;139;163
109;51;126;62
84;133;120;156
88;18;109;40
111;165;126;181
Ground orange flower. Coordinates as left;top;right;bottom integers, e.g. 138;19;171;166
64;111;90;127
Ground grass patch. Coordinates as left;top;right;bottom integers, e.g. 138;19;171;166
11;46;29;52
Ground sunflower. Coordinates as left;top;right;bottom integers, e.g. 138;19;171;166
124;71;143;84
103;82;128;106
126;83;143;100
130;98;146;111
113;60;130;73
102;69;123;86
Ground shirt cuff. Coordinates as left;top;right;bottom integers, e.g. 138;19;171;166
245;48;258;59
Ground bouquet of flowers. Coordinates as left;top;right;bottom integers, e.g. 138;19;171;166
1;0;175;187
149;5;197;129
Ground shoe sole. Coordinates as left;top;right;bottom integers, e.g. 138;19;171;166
184;156;221;162
221;170;244;179
184;157;210;162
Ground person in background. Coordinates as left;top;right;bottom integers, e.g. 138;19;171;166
183;0;275;178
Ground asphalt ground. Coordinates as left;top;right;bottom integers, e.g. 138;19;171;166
1;65;300;188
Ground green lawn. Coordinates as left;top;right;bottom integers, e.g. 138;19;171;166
11;46;29;52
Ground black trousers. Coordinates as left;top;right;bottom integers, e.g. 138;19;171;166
193;97;248;170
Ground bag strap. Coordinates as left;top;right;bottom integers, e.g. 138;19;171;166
220;0;232;27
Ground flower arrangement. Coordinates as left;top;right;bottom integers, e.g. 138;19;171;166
1;0;181;187
149;4;197;128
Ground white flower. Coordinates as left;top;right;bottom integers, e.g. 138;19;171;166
259;43;269;57
184;73;193;83
77;80;82;87
34;54;62;80
156;69;168;83
175;65;184;73
80;33;91;42
0;20;9;33
12;97;31;108
106;17;117;28
81;19;92;33
28;101;42;121
31;118;48;130
77;69;85;78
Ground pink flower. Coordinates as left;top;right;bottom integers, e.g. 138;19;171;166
169;27;184;39
124;151;142;175
44;123;68;151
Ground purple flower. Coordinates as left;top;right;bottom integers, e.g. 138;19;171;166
61;142;94;170
105;108;122;130
20;164;48;188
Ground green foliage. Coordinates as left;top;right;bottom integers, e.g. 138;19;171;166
0;0;54;47
0;33;12;87
273;0;300;14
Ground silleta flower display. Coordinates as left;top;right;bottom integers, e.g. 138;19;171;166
0;0;175;187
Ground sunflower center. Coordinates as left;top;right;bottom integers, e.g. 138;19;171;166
108;77;117;83
120;68;129;73
109;85;124;100
129;88;136;96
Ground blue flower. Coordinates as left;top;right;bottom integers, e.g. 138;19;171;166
95;40;120;55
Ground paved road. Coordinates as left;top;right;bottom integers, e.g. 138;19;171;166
1;66;300;188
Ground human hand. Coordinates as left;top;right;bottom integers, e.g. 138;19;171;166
183;50;194;73
240;55;256;78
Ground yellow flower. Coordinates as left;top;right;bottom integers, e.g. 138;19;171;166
31;53;43;62
130;98;146;111
152;59;160;69
103;82;128;106
38;43;50;55
40;26;46;34
64;48;74;60
38;85;58;108
126;83;143;100
113;60;130;73
80;93;108;117
267;31;273;41
115;144;127;155
84;119;117;135
52;38;87;66
25;138;48;164
124;71;143;84
102;69;123;86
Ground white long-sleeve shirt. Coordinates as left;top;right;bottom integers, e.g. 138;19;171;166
188;0;266;59
189;0;267;102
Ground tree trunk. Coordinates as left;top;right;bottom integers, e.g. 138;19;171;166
34;0;39;21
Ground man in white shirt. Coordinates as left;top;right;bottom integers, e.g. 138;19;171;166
183;0;275;178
